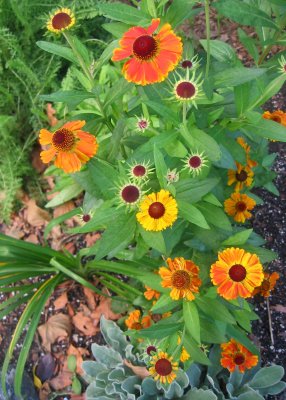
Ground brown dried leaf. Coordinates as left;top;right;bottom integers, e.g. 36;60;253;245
124;360;150;379
38;382;51;400
49;371;72;390
72;304;99;336
46;103;58;127
90;297;121;327
24;199;51;227
38;314;71;352
83;286;97;311
25;234;39;244
54;292;68;311
53;201;75;219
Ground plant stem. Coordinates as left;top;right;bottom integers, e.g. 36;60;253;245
204;0;211;78
63;32;94;85
266;297;275;345
183;102;187;125
258;14;286;65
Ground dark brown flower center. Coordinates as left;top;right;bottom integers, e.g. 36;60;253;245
272;116;282;123
235;170;248;182
131;322;142;330
133;35;158;60
176;81;196;99
229;264;247;282
138;119;148;130
182;60;193;69
133;165;146;177
121;185;140;203
234;353;245;365
82;214;91;223
52;12;72;30
235;201;247;212
147;345;157;355
52;128;75;152
189;155;201;168
155;358;173;376
148;202;165;219
172;270;191;289
261;279;271;291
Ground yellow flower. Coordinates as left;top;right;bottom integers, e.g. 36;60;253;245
224;193;256;223
144;285;161;301
47;8;75;34
149;351;178;384
228;162;254;192
177;336;190;362
159;257;201;301
210;248;264;300
136;190;178;231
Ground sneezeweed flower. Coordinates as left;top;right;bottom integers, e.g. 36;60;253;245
112;19;182;85
159;257;202;301
77;209;94;225
181;55;200;70
128;161;152;181
183;151;207;176
136;190;178;231
278;55;286;74
224;193;256;223
136;116;150;132
118;182;143;208
262;110;286;127
166;168;179;184
144;285;161;301
39;120;98;173
236;137;257;168
228;162;254;192
149;351;178;384
173;73;203;107
252;271;280;297
125;309;152;330
177;337;190;362
220;339;258;373
46;8;75;34
210;247;264;300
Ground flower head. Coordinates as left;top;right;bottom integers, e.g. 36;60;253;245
228;162;254;192
177;336;190;362
278;55;286;74
221;339;258;373
77;209;94;225
136;190;178;231
128;161;152;181
136;116;150;132
125;310;152;330
39;121;98;173
149;351;178;384
118;182;142;208
47;8;75;34
159;257;202;301
252;271;279;297
224;193;256;223
210;248;264;300
263;110;286;127
166;168;179;184
144;285;161;301
236;137;257;168
183;151;207;176
181;55;200;70
112;19;182;85
173;73;203;107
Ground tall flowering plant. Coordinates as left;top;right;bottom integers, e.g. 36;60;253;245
1;0;286;397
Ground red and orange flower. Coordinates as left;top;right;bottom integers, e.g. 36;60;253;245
125;309;152;331
228;162;254;192
263;110;286;127
221;339;258;373
144;285;161;301
112;19;182;85
224;193;256;223
252;271;280;297
210;248;264;300
47;8;75;34
39;120;98;173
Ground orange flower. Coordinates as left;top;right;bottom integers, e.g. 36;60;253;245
221;339;258;373
224;193;256;223
228;162;254;192
39;120;98;173
252;272;279;297
210;248;264;300
144;285;160;301
159;257;201;301
112;19;182;85
125;310;152;330
236;137;257;168
263;110;286;127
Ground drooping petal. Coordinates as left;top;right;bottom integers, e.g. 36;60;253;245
40;147;57;163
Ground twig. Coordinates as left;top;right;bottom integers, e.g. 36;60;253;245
266;297;275;346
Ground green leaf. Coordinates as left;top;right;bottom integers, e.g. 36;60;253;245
175;178;220;203
151;294;177;313
102;22;128;38
226;325;259;355
196;296;236;324
200;319;227;343
95;213;137;260
178;200;210;229
144;100;178;124
36;41;78;64
213;1;279;29
154;145;168;189
237;390;264;400
241;245;277;263
44;208;80;240
67;355;77;372
88;158;118;199
249;366;285;389
222;229;253;246
214;67;266;88
182;388;217;400
138;226;166;254
237;28;259;63
164;0;200;27
198;203;232;231
246;75;286;111
244;117;286;141
45;182;82;208
40;90;97;108
134;322;184;339
183;334;211;365
97;2;150;24
183;301;200;344
200;39;237;63
72;376;82;395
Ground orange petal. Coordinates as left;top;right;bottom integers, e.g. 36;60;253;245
75;139;98;158
146;18;160;35
54;152;82;173
62;120;85;131
40;147;56;163
39;129;53;145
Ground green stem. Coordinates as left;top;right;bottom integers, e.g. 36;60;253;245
204;0;211;78
63;32;94;85
182;103;187;125
258;14;286;65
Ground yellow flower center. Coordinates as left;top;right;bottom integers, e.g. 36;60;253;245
52;12;72;30
52;128;75;152
133;35;158;60
235;201;247;212
235;170;248;182
234;353;245;365
172;270;191;289
229;264;247;282
155;358;172;376
148;202;165;219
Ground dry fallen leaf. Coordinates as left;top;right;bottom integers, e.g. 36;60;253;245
90;296;121;326
72;304;99;336
54;292;68;311
124;360;150;379
83;287;97;311
38;382;51;400
46;103;58;127
49;370;72;391
53;201;75;219
271;304;286;313
24;199;51;227
38;313;71;352
67;344;89;375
